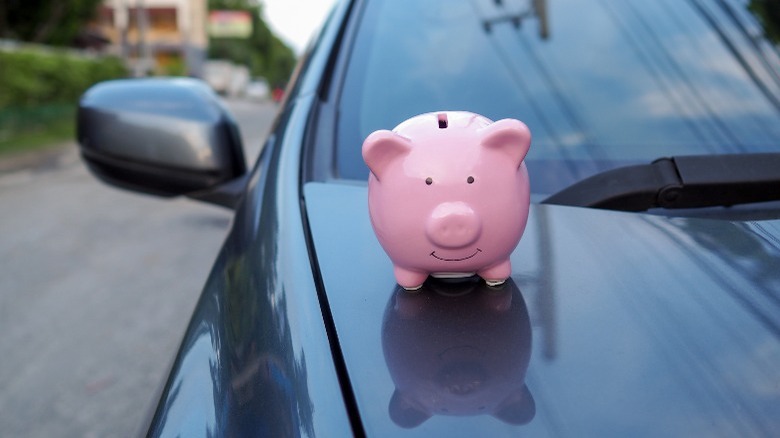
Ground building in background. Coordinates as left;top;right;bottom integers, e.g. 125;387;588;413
94;0;208;77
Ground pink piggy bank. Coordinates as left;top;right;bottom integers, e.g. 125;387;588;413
362;111;531;290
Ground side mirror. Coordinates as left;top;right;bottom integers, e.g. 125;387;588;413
77;78;247;209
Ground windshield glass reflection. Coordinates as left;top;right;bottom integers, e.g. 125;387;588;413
338;0;780;195
381;277;535;428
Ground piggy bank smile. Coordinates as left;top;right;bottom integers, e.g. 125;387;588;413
363;111;531;290
430;248;482;262
426;201;484;263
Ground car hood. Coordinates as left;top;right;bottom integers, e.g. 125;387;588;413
303;181;780;437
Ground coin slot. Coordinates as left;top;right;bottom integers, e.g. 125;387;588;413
438;113;448;129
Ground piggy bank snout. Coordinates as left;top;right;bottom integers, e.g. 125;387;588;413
436;361;487;396
426;202;482;249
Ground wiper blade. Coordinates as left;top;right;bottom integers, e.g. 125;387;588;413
542;153;780;212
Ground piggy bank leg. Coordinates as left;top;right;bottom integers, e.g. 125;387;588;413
394;266;428;292
478;260;511;287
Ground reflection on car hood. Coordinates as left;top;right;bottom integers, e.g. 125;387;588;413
304;181;780;437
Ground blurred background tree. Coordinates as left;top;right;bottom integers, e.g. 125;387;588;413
749;0;780;45
0;0;124;153
0;0;103;46
208;0;296;87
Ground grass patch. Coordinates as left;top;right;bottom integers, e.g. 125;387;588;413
0;104;76;156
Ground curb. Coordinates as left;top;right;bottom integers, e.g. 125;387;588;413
0;142;77;175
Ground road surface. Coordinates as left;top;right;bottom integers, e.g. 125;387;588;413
0;98;278;438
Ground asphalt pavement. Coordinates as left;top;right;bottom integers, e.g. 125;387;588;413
0;98;278;438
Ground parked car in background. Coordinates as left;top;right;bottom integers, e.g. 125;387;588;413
77;0;780;436
245;78;270;101
203;59;250;97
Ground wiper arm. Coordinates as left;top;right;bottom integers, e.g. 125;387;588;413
542;153;780;212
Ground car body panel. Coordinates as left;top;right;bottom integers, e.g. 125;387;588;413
144;0;359;436
304;181;780;436
130;0;780;435
144;98;354;437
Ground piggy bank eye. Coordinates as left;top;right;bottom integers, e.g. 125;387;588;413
467;176;475;184
425;177;433;185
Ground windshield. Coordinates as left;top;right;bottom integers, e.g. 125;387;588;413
336;0;780;196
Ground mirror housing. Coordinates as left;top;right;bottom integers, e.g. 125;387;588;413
77;78;247;209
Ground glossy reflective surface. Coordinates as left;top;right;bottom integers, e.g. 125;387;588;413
140;0;780;435
79;78;245;174
337;0;780;195
383;278;534;428
146;99;353;437
144;1;357;435
304;181;780;436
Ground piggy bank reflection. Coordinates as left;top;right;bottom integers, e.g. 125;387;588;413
381;277;535;428
363;111;531;290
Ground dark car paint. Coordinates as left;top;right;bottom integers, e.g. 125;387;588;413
144;95;353;437
77;78;249;208
78;78;245;179
305;181;780;436
138;0;780;436
145;1;358;436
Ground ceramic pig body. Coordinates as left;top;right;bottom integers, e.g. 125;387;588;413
363;111;531;290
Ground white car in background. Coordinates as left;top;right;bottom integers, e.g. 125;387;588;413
245;78;270;101
203;60;249;97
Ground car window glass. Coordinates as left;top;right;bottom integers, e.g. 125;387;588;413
337;0;780;195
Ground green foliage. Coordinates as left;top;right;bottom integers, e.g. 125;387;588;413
0;46;126;154
0;104;75;154
0;0;104;46
208;0;262;10
749;0;780;45
0;47;126;108
156;56;188;77
207;0;297;86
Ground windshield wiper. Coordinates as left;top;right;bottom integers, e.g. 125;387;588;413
542;153;780;212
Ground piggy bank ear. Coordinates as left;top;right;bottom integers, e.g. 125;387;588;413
389;390;431;428
362;130;412;181
479;119;531;169
493;385;536;425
